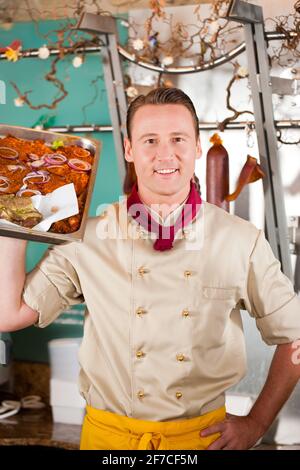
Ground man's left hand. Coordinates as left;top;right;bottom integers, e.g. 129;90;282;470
200;413;265;450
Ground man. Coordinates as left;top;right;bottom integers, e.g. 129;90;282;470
0;87;300;450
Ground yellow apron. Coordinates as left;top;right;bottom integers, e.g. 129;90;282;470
80;405;226;450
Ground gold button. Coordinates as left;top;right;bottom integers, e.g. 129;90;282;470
184;270;192;278
136;350;145;358
137;390;145;399
182;309;190;317
138;267;149;276
136;307;147;316
176;353;185;362
176;392;183;399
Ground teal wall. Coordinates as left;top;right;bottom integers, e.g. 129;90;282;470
0;19;127;362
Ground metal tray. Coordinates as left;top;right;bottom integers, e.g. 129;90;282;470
0;124;101;244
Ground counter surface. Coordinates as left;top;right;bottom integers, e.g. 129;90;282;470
0;405;81;449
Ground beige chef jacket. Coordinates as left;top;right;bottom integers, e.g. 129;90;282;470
22;198;300;422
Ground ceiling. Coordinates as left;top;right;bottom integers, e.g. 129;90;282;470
0;0;214;22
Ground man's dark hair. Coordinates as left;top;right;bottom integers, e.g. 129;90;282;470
126;87;199;141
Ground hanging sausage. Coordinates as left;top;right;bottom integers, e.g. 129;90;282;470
225;155;265;202
206;133;229;212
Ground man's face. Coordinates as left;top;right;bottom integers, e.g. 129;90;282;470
124;104;202;198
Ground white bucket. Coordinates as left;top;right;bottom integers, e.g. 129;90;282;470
48;338;85;425
48;337;82;382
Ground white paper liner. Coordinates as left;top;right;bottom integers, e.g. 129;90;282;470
0;183;79;232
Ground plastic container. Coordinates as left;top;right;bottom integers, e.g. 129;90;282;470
48;337;82;382
50;378;86;425
48;338;85;425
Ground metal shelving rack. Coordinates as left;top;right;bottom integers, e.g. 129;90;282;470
76;12;128;185
226;0;293;279
0;3;296;280
75;2;294;280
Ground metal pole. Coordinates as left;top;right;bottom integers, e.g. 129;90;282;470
1;31;297;75
44;119;300;134
226;0;293;280
76;13;127;186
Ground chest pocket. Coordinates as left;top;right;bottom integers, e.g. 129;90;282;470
202;286;238;320
194;286;239;345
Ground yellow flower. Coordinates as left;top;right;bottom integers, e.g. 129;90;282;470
5;47;20;62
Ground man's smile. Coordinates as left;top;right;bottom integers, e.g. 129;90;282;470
154;168;179;175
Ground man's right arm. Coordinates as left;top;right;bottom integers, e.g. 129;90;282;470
0;236;39;332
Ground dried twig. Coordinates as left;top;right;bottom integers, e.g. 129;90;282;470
277;130;300;145
1;0;299;135
218;68;254;132
10;36;101;110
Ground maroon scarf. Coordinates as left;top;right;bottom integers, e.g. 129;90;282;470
127;180;202;251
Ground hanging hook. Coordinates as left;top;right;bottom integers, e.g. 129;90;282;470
245;121;255;148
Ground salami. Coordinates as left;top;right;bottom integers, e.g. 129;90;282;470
206;133;229;212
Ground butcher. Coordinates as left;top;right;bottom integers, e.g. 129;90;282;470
0;87;300;450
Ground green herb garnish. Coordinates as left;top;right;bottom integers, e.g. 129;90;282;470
51;139;64;150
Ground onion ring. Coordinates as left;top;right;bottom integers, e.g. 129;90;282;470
73;147;90;158
30;159;46;169
0;175;9;186
44;153;67;165
0;147;19;160
67;158;91;172
7;164;26;172
23;170;50;184
0;175;10;191
28;153;42;161
16;188;41;197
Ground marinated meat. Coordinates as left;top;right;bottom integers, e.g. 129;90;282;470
0;134;93;233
